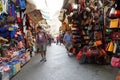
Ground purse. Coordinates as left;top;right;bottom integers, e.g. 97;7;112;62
86;49;92;57
76;51;83;60
110;19;119;28
111;56;120;68
113;42;117;54
94;40;102;46
90;47;99;56
107;41;114;52
111;31;120;40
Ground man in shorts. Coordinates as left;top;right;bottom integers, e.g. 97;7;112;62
36;26;47;62
63;30;73;51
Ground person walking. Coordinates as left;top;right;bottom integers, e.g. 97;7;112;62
56;35;60;45
36;26;47;62
63;30;73;52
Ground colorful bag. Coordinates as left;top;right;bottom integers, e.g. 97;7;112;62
72;48;76;54
76;51;82;60
91;47;99;56
94;40;102;46
110;19;119;28
113;42;117;54
108;41;114;52
112;31;120;40
111;56;120;68
100;49;106;56
86;49;92;57
115;71;120;80
79;53;86;64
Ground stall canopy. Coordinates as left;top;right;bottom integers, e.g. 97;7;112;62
26;9;43;25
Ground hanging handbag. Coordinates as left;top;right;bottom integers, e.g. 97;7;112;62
94;24;102;31
111;56;120;68
86;49;92;57
107;41;114;52
90;47;99;56
94;40;102;46
100;49;106;56
111;31;120;40
113;42;117;54
72;48;76;54
109;7;115;17
76;51;82;60
110;19;119;28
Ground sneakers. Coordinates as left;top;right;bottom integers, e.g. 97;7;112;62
40;58;44;62
40;58;47;62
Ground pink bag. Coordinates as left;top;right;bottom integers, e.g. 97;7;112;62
111;57;120;68
76;51;82;60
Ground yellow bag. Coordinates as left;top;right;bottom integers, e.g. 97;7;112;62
113;42;117;54
110;19;119;28
94;40;102;46
108;41;114;52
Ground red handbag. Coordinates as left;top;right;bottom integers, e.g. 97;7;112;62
111;57;120;68
76;51;82;60
112;31;120;40
86;49;92;57
72;48;76;54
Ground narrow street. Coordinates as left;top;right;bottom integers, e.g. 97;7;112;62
12;43;117;80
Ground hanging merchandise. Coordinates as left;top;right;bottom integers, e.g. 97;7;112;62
94;40;102;46
111;56;120;68
112;31;120;40
86;49;92;57
76;51;82;60
110;19;119;28
16;6;21;23
113;42;117;54
107;41;114;52
1;0;8;13
19;0;26;10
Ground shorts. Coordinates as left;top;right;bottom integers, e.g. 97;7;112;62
38;43;47;52
65;42;73;50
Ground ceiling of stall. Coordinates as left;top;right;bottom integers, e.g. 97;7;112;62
26;0;65;35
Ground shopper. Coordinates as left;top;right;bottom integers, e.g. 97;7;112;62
36;26;47;62
48;35;52;46
63;30;73;51
59;34;63;45
56;35;60;45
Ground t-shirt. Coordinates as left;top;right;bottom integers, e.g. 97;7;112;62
37;32;46;44
63;33;72;43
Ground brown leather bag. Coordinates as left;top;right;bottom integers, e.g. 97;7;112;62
112;31;120;40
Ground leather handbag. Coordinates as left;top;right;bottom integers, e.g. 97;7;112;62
90;47;99;56
94;40;102;46
108;41;114;52
110;19;119;28
86;49;92;57
100;49;106;56
111;31;120;40
94;24;102;31
113;42;117;54
76;51;82;60
111;56;120;68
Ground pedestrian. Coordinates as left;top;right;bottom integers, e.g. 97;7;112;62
56;35;60;45
63;30;73;52
36;26;47;62
48;35;52;46
59;34;63;45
